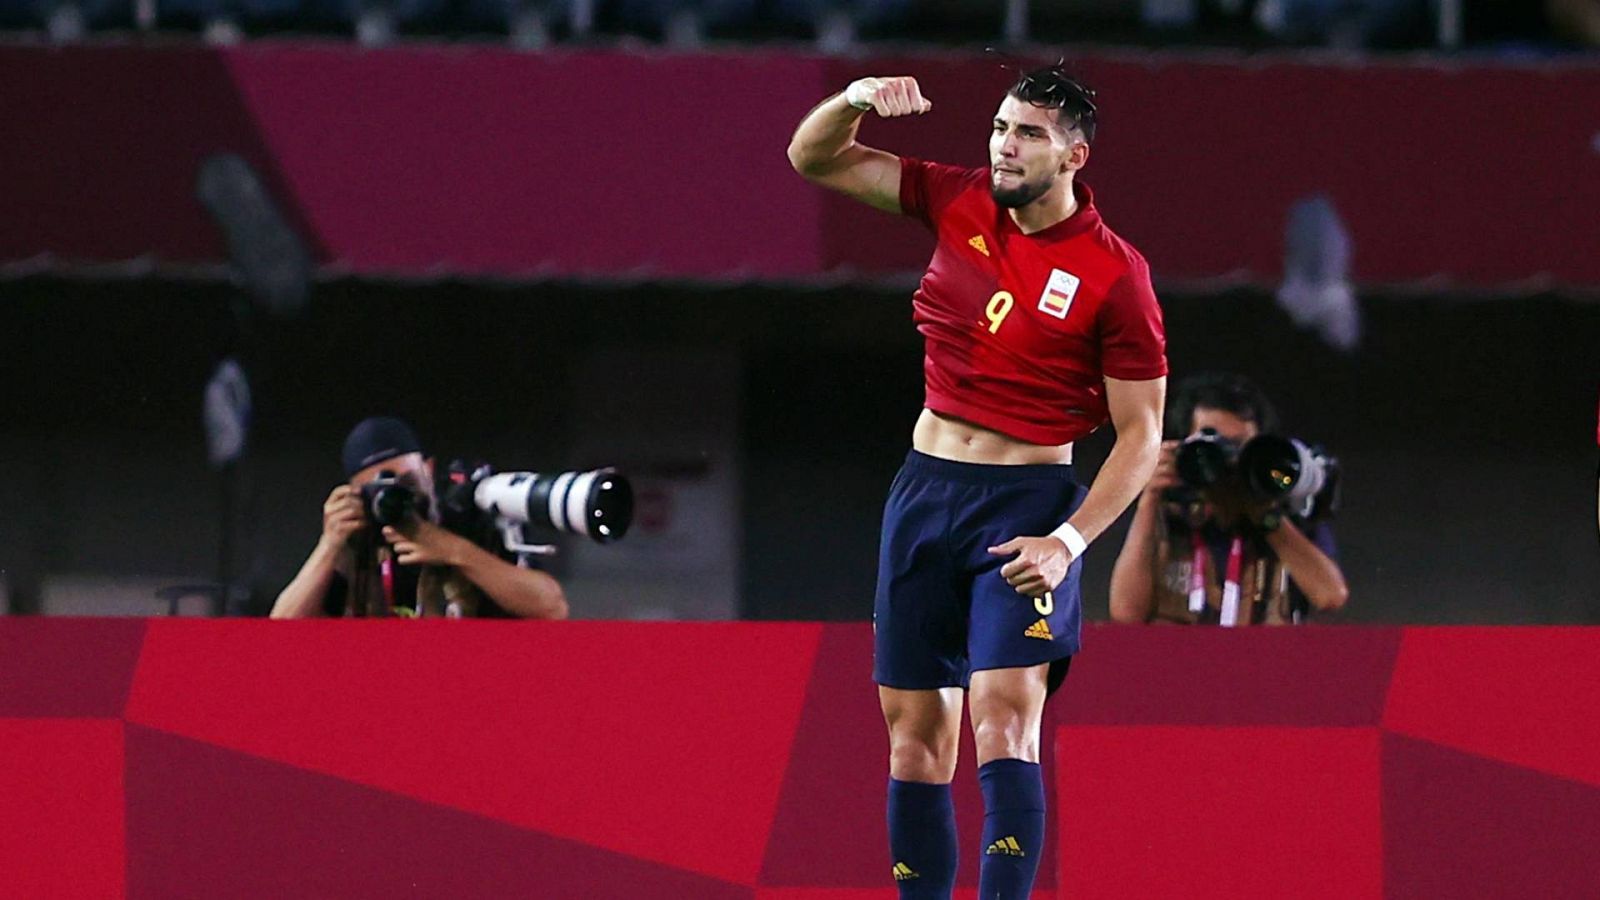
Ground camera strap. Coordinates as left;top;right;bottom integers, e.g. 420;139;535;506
379;547;396;615
1186;530;1208;616
1189;531;1247;625
1219;536;1246;627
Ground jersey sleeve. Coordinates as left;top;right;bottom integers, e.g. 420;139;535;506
1097;260;1169;381
898;156;981;228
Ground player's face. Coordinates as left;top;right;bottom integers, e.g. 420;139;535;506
1190;408;1260;444
989;96;1084;209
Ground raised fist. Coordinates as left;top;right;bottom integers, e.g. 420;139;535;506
844;76;932;118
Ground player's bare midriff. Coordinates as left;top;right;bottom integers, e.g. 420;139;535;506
912;408;1074;467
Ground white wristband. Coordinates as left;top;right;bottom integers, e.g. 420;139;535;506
1049;522;1088;560
844;78;876;110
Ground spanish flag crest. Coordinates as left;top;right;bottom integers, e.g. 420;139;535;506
1037;268;1081;320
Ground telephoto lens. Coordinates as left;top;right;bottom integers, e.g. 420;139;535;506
473;468;634;543
1238;435;1327;505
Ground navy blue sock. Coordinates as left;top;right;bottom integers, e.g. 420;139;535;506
977;759;1046;899
887;778;958;898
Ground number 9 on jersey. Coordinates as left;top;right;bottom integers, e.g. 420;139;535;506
984;291;1014;334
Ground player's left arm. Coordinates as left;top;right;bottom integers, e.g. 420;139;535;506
991;376;1165;597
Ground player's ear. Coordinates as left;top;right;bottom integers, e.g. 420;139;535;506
1065;141;1089;172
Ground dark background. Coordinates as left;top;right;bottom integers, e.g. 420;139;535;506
2;275;1594;622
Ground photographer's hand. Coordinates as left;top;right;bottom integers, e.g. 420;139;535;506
382;520;471;567
987;535;1074;598
1143;440;1181;501
322;485;367;548
384;523;569;620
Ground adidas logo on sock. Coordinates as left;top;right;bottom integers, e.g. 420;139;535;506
892;861;919;881
985;836;1027;857
1024;618;1053;640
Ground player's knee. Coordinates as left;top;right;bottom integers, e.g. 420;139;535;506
888;731;958;782
972;715;1037;762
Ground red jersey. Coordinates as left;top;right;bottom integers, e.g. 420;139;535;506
899;157;1167;446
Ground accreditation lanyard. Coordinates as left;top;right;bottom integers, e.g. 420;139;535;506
1189;530;1247;626
379;547;396;615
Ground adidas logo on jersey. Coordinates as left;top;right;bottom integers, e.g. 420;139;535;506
968;234;990;257
892;861;919;881
986;836;1026;857
1024;618;1054;641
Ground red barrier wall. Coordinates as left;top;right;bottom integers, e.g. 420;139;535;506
2;621;1597;898
4;46;1597;287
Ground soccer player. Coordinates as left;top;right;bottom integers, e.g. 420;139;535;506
788;66;1166;899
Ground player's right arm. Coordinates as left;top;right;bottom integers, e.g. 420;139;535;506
787;77;931;214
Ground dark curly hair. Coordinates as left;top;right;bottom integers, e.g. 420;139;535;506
1007;64;1098;144
1166;373;1282;439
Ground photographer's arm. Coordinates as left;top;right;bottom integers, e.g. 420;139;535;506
1107;500;1161;623
1264;522;1348;612
1109;440;1179;623
450;541;569;621
1109;501;1168;624
270;539;341;618
271;485;364;619
384;521;569;620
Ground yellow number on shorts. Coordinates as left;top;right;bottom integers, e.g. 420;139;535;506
1034;591;1054;616
984;291;1015;334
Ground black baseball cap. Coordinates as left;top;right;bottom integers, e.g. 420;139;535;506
341;416;423;478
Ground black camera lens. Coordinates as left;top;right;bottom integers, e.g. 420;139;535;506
1239;435;1328;505
586;472;634;542
361;473;419;527
1175;428;1238;489
1239;435;1299;497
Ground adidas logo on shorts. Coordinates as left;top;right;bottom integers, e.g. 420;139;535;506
1024;619;1054;641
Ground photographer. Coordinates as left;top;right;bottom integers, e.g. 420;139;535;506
270;417;568;620
1109;374;1347;625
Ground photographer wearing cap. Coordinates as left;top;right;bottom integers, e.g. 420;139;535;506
1109;374;1347;625
270;416;569;620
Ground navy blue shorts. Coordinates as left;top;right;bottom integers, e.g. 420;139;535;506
873;450;1085;692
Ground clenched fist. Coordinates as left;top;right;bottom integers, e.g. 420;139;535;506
844;76;932;118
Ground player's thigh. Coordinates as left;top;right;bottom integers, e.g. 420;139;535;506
873;462;968;691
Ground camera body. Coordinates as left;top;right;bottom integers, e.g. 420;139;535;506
358;471;429;527
1169;428;1340;521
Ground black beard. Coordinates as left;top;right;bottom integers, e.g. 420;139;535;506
991;174;1053;209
